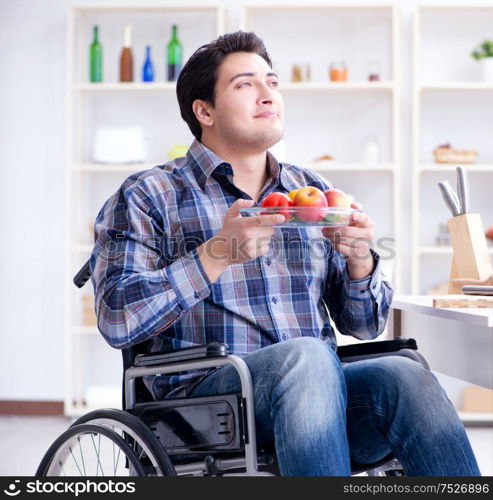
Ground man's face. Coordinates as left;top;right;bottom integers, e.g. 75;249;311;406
205;51;284;152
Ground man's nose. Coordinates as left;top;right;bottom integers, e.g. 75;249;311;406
257;84;275;104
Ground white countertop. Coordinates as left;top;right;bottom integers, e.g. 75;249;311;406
393;295;493;329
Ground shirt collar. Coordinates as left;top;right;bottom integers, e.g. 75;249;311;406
186;138;297;194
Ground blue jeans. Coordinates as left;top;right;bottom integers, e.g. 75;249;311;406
190;337;480;476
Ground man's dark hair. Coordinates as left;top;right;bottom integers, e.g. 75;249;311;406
177;31;272;140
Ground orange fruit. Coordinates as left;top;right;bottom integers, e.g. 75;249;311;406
288;189;299;202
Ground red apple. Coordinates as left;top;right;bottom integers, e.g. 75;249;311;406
324;188;351;208
261;192;293;221
293;186;328;222
485;224;493;242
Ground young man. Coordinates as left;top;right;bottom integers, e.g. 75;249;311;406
91;32;480;476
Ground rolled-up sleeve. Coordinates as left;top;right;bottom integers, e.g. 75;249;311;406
90;183;211;349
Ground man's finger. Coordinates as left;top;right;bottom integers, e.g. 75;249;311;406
349;211;372;229
243;214;285;227
226;198;255;218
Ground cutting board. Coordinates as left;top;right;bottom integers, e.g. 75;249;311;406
433;296;493;308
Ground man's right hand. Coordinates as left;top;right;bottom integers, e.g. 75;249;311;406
197;199;284;282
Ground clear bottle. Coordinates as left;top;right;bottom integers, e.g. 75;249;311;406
142;45;154;82
89;26;103;82
119;25;133;82
167;25;183;81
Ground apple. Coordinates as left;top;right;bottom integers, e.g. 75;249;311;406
261;192;293;221
293;186;328;222
485;224;493;242
324;188;351;208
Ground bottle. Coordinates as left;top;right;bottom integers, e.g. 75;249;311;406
362;135;380;165
167;25;182;81
89;26;103;82
142;45;154;82
119;25;133;82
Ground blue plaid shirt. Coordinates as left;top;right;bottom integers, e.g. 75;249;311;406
91;139;393;399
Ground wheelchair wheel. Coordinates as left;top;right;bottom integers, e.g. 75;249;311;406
70;409;176;477
36;424;146;476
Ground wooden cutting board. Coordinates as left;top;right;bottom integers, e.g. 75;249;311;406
433;296;493;308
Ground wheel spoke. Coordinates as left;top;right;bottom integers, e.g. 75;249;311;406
69;446;84;476
113;446;122;476
78;436;87;476
90;433;104;476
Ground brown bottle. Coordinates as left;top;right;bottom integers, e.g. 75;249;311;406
119;25;133;82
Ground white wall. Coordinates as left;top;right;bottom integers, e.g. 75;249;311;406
1;0;492;402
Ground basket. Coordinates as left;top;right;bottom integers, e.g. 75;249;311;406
433;147;478;164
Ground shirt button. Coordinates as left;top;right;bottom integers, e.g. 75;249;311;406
265;259;271;266
282;334;287;340
194;291;200;299
271;297;278;304
360;289;366;294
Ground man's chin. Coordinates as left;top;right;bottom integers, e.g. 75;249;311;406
253;129;284;152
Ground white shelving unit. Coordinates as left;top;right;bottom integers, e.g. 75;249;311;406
65;4;225;417
411;4;493;294
241;3;401;346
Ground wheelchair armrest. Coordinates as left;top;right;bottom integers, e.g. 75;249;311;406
133;342;230;367
337;337;429;370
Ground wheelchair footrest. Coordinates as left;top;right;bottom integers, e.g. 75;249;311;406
131;394;245;455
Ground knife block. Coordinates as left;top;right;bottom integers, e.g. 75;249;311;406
447;213;493;294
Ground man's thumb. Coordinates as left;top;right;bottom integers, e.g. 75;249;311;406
226;198;254;218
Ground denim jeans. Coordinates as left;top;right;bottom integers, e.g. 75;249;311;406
190;337;480;476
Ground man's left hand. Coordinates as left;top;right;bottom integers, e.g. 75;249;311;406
322;202;375;280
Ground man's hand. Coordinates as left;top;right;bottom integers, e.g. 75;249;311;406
198;199;284;282
322;202;375;280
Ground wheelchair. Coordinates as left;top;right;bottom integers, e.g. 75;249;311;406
36;259;429;477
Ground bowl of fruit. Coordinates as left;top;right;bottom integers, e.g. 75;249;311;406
240;186;359;227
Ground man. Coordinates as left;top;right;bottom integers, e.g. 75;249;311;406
91;31;480;476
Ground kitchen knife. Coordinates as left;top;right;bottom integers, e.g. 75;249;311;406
443;180;461;214
456;165;470;214
438;181;460;217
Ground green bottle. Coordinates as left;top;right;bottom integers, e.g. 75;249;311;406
167;25;182;81
89;26;103;82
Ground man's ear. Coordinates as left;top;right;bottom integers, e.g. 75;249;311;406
192;99;214;128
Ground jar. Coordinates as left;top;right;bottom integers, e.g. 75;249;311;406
368;61;381;82
329;61;347;82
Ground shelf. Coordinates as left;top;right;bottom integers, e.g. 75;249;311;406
74;163;155;173
73;81;394;93
74;244;93;253
420;82;493;91
280;82;394;91
72;326;98;335
72;83;176;92
418;246;493;256
418;164;493;173
307;162;394;172
72;4;223;14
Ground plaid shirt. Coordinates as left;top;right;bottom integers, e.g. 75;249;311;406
91;139;393;399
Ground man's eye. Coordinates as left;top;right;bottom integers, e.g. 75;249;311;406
269;80;279;87
238;82;252;88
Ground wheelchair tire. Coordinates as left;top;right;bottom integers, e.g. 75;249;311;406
36;423;146;477
70;409;176;477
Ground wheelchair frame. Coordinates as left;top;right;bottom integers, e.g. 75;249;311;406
37;259;428;477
